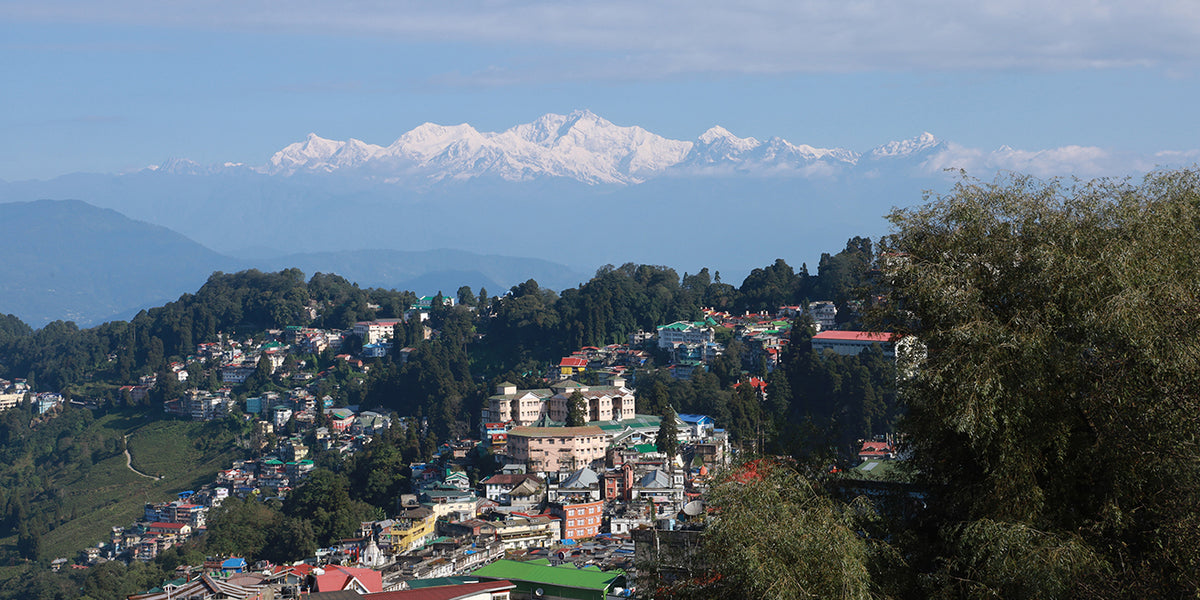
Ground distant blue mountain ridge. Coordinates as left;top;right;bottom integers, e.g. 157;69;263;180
0;199;586;328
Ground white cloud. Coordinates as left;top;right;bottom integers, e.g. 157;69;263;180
920;142;1200;179
6;1;1200;76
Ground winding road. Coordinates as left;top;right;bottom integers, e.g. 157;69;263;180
123;434;161;480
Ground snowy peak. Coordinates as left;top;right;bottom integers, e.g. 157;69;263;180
245;116;953;184
255;111;695;184
868;132;941;159
390;123;484;161
698;126;761;152
267;133;386;174
686;126;857;170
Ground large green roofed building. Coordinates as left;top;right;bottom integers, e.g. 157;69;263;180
471;559;627;600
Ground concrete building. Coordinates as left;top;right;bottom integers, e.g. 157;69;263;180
810;330;897;357
548;498;604;540
656;320;715;349
353;319;404;345
483;379;636;429
505;426;607;474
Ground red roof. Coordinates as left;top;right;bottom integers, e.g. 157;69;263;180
858;440;895;457
364;580;516;600
735;377;767;391
812;331;896;342
559;357;587;368
313;565;382;594
272;563;315;576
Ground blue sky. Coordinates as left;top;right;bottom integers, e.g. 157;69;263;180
2;1;1199;181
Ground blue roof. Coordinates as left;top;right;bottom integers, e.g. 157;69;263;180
677;414;712;424
221;558;246;568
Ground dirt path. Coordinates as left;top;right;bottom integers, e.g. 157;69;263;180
123;434;161;480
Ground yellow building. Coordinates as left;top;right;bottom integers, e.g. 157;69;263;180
385;506;437;554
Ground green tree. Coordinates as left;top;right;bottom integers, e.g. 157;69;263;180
283;469;376;546
659;460;879;600
243;355;274;391
205;497;279;559
876;170;1200;597
16;521;40;561
456;286;477;307
638;379;670;416
655;405;679;459
566;391;586;427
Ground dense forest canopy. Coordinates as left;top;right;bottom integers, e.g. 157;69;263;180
865;170;1200;597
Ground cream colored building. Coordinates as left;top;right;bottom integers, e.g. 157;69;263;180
484;378;635;427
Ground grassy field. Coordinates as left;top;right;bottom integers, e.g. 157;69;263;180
3;411;246;562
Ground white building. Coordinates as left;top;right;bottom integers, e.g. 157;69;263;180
352;319;404;345
656;321;715;349
807;301;838;331
810;330;897;357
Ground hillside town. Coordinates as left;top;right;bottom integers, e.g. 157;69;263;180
8;295;901;599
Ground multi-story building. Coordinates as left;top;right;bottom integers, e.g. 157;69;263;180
656;320;715;349
549;498;604;540
182;390;227;421
481;473;545;505
631;469;688;517
0;392;23;412
807;301;838;331
352;319;404;345
272;405;293;429
547;467;601;503
602;463;636;501
810;330;897;357
505;426;608;474
375;504;438;555
220;362;257;384
558;356;588;378
490;515;560;551
483;378;636;428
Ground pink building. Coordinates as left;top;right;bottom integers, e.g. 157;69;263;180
505;425;607;473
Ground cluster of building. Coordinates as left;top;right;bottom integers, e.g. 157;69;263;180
651;306;798;378
0;378;30;412
101;298;902;597
0;377;64;415
86;491;217;564
646;300;902;378
125;559;630;600
131;370;720;595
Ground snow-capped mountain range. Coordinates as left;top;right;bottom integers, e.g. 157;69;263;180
250;109;941;185
5;108;1185;303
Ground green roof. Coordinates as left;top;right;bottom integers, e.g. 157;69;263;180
472;559;625;592
597;414;662;434
657;322;691;331
846;460;903;481
633;443;658;454
406;576;480;589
